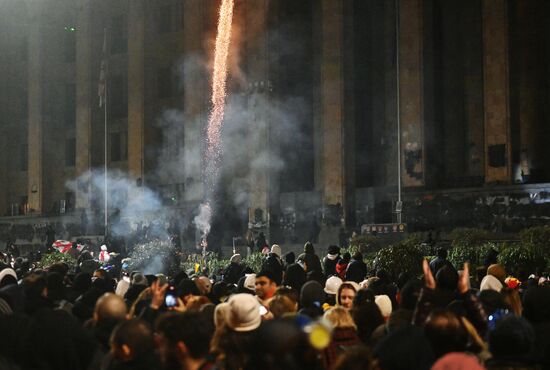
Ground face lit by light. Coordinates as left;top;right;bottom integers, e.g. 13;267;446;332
339;288;356;309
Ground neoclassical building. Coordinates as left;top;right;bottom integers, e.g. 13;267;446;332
1;0;549;249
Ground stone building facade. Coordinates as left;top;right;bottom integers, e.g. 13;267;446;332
1;0;549;247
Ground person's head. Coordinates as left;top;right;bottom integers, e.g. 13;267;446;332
352;252;363;261
110;319;154;363
177;279;201;305
304;241;315;254
46;272;66;301
269;295;297;318
271;244;282;258
431;353;484;370
500;287;522;316
522;286;550;323
324;306;357;329
255;270;277;300
332;346;373;370
435;265;458;292
351;301;384;344
0;267;17;288
194;276;212;296
489;315;534;361
374;295;393;320
156;312;213;369
373;326;435;370
324;275;343;296
436;248;447;259
225;293;262;332
93;293;127;327
398;279;422;310
341;252;351;263
284;251;295;265
93;269;107;280
424;310;468;359
487;264;506;283
337;282;357;310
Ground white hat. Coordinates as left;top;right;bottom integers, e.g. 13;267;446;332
214;302;230;329
244;273;256;291
100;245;108;251
271;244;282;258
226;293;261;332
324;276;343;295
0;268;17;286
480;274;503;292
375;295;393;318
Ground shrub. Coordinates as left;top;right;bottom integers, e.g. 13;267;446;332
374;244;424;280
448;242;500;270
348;235;382;254
38;251;76;271
519;226;550;259
498;244;546;276
449;228;491;249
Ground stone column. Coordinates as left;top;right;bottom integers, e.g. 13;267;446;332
75;0;93;209
127;0;145;182
483;0;511;183
399;0;425;187
243;0;273;232
320;0;346;214
182;0;207;201
26;1;44;213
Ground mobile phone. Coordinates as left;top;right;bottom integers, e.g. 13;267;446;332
165;286;177;308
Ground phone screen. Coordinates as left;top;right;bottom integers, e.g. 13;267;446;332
165;286;177;307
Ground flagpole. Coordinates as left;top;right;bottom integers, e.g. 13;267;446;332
103;28;109;236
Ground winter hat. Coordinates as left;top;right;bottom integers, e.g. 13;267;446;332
346;281;361;292
230;253;242;264
131;273;147;286
360;276;380;290
300;280;325;308
324;276;343;295
487;264;506;283
375;295;393;318
100;245;108;251
244;273;256;292
480;274;503;292
505;276;520;289
284;252;295;265
489;316;535;359
304;242;315;255
0;268;17;288
214;302;230;329
226;293;261;332
195;276;212;295
271;244;282;258
327;245;340;259
177;278;200;297
431;352;485;370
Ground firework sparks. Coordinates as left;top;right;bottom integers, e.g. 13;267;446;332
196;0;235;240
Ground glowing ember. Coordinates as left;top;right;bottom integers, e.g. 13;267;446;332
197;0;235;241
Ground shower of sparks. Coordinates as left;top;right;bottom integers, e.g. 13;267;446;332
198;0;235;240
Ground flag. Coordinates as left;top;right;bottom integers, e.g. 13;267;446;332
98;28;107;108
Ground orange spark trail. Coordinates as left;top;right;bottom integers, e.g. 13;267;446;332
205;0;234;186
197;0;234;240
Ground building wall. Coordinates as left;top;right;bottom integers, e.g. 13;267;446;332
0;0;549;238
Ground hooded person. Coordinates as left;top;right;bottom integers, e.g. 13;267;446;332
261;245;284;285
0;267;17;289
237;273;256;294
323;245;341;278
282;262;307;293
222;253;245;285
299;280;325;319
303;242;323;276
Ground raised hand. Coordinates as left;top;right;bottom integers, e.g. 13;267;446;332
150;279;169;310
423;259;436;290
458;262;470;294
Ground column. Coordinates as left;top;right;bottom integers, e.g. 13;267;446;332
320;0;346;211
483;0;511;183
399;0;425;187
246;0;271;229
182;0;207;201
127;0;145;181
26;1;44;213
75;0;93;209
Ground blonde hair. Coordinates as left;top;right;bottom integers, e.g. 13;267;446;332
269;295;297;318
324;306;357;329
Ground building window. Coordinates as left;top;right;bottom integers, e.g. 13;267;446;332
65;138;76;167
111;15;127;54
64;28;76;62
65;83;76;127
110;131;128;162
109;74;127;119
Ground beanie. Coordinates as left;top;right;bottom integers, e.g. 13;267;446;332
226;293;261;332
375;295;393;318
271;244;282;258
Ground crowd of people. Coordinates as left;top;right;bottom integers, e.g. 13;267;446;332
1;239;550;370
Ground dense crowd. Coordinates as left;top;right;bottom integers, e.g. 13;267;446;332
1;241;550;370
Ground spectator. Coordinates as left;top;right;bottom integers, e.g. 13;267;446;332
429;248;452;276
336;282;357;310
345;252;367;283
222;254;245;285
336;252;351;280
323;245;341;278
108;319;157;370
322;307;361;369
255;270;277;308
261;245;284;285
